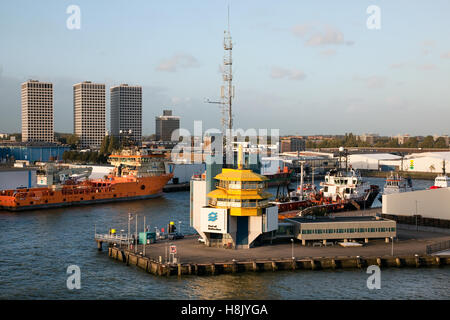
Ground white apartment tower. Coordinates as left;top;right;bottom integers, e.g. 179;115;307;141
110;84;142;144
73;81;106;149
21;80;54;142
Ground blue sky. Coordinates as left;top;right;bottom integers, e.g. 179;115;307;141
1;0;449;136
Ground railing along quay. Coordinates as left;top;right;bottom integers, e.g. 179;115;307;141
426;240;450;255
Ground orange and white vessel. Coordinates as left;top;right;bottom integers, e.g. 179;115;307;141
0;148;173;211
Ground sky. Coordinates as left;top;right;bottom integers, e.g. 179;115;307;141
0;0;449;136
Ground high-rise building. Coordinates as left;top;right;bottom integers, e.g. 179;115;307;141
21;80;54;142
73;81;106;149
280;136;305;153
110;84;142;145
155;110;180;141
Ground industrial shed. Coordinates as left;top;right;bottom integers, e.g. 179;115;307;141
348;153;401;170
399;152;450;173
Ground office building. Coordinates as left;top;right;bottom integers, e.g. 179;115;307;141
21;80;54;142
155;110;180;141
110;84;142;145
73;81;106;149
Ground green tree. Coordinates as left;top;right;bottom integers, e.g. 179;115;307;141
434;137;448;148
66;134;80;149
419;135;435;148
403;137;418;148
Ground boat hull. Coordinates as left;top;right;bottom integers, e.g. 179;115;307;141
275;185;380;214
0;174;173;212
0;193;163;211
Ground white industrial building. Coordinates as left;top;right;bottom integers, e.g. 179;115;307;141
382;188;450;221
400;152;450;173
348;153;401;170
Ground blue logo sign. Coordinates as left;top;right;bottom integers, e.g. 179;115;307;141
208;211;218;222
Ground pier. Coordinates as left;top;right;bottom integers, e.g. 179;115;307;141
100;227;450;277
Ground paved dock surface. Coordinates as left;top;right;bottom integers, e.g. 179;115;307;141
126;228;450;264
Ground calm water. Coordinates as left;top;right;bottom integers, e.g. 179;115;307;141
0;177;449;299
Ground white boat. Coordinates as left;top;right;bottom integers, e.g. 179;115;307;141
430;160;449;189
339;242;363;247
379;172;413;202
320;169;371;202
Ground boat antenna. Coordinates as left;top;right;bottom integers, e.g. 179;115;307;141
443;159;446;175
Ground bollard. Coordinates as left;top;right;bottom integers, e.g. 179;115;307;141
232;260;238;273
252;261;257;272
376;257;382;267
291;259;296;270
395;257;402;267
211;263;215;275
97;241;103;251
415;255;420;268
178;263;182;277
271;261;277;272
194;264;199;275
310;259;316;270
331;258;336;269
188;264;192;275
435;257;441;266
356;256;362;269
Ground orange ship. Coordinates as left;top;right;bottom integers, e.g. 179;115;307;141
0;149;173;211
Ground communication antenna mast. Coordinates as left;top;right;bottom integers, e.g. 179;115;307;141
206;6;235;164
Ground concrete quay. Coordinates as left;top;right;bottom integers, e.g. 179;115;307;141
103;228;450;277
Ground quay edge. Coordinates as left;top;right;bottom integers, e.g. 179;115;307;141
107;247;449;277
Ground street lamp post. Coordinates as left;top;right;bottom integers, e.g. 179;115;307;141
291;238;294;259
128;213;131;250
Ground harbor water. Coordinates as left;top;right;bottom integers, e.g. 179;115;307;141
0;177;449;299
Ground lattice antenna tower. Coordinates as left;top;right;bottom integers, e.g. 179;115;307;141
207;6;235;156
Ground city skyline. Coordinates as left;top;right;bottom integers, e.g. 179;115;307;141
1;0;450;136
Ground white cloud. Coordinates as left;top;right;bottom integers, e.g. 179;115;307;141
389;63;406;69
270;67;306;81
292;24;353;47
353;75;387;89
320;49;336;57
418;64;437;71
441;52;450;59
156;54;200;72
292;24;312;37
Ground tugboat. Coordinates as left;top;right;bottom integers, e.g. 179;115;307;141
430;160;449;189
378;172;413;202
0;148;173;211
272;167;379;216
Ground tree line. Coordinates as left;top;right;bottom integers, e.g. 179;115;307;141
62;135;120;164
306;133;448;149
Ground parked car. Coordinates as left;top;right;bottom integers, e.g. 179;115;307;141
168;232;184;240
198;237;205;243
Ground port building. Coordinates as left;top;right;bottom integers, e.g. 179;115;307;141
399;152;450;173
0;143;70;163
110;84;142;145
191;146;278;249
347;153;402;171
21;80;54;143
73;81;106;149
382;188;450;228
285;216;397;245
155;110;180;141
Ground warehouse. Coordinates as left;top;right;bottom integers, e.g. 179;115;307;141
400;152;450;173
347;153;401;170
285;215;397;245
0;144;70;163
382;187;450;222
